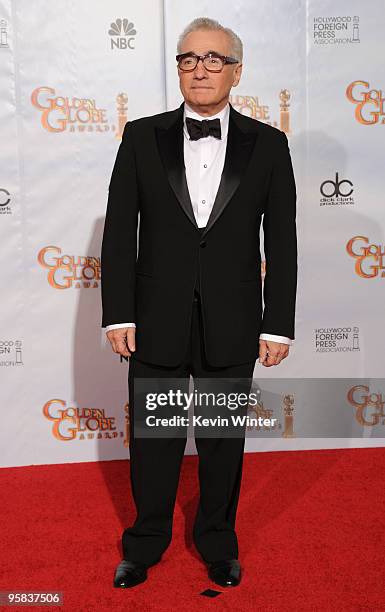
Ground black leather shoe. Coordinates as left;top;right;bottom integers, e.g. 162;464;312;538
208;559;242;587
113;560;147;588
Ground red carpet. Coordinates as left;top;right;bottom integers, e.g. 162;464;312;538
1;448;385;611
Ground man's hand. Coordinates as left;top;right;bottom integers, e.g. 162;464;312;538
258;339;289;366
106;327;136;358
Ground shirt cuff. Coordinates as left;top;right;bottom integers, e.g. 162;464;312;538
259;333;292;345
105;323;136;332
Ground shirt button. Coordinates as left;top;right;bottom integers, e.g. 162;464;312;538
203;164;207;168
202;199;206;204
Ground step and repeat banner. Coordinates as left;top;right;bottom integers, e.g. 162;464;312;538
1;0;384;467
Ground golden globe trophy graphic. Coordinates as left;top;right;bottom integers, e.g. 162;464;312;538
352;16;360;42
116;93;128;140
279;89;291;135
282;394;295;438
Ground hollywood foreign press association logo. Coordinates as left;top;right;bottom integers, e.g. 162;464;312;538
0;340;23;367
313;15;360;45
319;172;354;207
108;18;137;50
0;19;9;48
314;327;360;353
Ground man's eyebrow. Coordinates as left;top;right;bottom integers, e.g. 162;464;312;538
182;49;222;56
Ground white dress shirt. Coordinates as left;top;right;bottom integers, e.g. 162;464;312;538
105;101;292;346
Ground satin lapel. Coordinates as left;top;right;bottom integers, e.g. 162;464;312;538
201;108;258;238
155;104;198;230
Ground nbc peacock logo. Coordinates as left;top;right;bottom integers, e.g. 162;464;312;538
108;18;137;50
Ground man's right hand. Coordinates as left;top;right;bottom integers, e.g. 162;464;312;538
106;327;136;358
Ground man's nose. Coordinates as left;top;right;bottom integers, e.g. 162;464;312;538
193;59;208;77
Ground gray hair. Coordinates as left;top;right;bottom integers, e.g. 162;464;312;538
177;17;243;62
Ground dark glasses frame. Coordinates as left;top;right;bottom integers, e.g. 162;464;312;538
176;51;239;72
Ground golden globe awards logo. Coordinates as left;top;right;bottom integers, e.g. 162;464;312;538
37;246;100;289
31;87;129;139
230;90;292;134
347;385;385;427
346;81;385;125
43;399;125;442
346;236;385;278
31;86;110;133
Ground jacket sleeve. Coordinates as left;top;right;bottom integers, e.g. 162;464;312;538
260;130;298;339
101;121;139;328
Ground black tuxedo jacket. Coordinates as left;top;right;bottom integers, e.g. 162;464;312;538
101;101;297;367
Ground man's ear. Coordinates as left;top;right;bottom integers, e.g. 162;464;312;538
233;63;243;87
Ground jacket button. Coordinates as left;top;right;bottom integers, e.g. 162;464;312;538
200;241;207;248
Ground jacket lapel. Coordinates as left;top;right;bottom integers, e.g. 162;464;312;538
203;106;258;237
155;103;198;229
155;101;259;236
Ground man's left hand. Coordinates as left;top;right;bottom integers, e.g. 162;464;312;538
258;339;289;366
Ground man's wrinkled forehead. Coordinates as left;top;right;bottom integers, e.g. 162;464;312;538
180;30;231;55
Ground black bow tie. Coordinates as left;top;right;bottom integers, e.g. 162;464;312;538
185;116;221;141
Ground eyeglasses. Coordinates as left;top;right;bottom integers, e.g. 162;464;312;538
176;51;239;72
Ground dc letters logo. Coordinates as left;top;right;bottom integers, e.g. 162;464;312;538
320;172;354;206
108;18;137;50
0;188;11;215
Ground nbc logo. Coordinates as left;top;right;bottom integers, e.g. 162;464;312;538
108;18;137;50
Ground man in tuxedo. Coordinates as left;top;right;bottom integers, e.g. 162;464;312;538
101;17;297;588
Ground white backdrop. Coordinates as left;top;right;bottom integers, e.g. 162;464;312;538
1;0;384;468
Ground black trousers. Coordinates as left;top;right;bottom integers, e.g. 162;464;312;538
124;231;256;566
